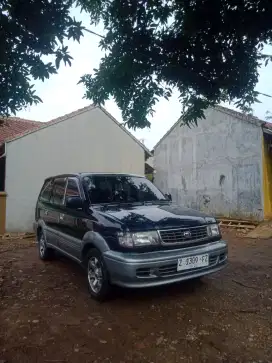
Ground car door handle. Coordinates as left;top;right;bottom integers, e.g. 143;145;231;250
59;213;64;221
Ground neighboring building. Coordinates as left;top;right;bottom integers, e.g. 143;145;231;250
145;154;154;181
0;117;41;191
0;117;41;234
0;105;150;233
154;106;272;221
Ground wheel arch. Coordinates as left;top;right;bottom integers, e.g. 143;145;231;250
35;220;49;244
81;231;110;262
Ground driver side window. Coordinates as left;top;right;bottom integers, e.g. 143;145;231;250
50;178;66;206
39;179;53;203
65;178;81;205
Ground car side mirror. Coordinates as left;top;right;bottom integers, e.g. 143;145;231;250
165;193;172;201
66;196;83;210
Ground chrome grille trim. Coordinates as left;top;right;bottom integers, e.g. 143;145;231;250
158;225;208;245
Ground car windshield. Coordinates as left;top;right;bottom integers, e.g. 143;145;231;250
82;175;166;204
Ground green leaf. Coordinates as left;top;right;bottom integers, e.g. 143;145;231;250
0;0;85;117
79;0;272;128
2;0;272;127
55;56;61;69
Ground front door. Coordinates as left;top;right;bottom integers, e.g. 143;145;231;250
59;177;88;260
48;177;67;247
37;178;59;247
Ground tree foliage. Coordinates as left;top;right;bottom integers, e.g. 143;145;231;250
79;0;272;128
265;110;272;121
0;0;84;124
1;1;272;129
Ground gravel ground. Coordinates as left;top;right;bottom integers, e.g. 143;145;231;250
0;230;271;363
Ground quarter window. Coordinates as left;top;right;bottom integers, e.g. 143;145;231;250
51;178;66;205
39;180;53;202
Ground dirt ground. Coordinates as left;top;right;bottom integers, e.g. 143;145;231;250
0;230;271;363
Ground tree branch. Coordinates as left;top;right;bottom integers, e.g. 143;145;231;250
83;27;105;38
257;91;272;99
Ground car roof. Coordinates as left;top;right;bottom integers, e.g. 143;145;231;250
44;172;145;181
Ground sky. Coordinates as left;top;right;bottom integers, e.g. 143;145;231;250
17;7;272;150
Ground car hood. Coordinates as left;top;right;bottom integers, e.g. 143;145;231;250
96;203;214;231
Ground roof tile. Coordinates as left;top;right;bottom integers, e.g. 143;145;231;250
0;117;42;145
2;105;151;156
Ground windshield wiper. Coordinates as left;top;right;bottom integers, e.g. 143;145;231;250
94;200;170;210
143;200;170;205
97;201;142;210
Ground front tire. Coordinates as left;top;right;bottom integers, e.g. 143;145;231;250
86;249;112;301
38;230;54;260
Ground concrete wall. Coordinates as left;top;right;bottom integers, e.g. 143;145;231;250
262;133;272;219
154;108;264;220
5;107;144;231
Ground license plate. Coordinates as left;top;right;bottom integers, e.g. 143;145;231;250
177;254;209;271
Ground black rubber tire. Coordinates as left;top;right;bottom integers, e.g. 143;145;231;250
38;230;54;261
86;248;112;301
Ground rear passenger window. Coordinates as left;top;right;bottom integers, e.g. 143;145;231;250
65;178;80;201
39;180;53;202
51;178;66;205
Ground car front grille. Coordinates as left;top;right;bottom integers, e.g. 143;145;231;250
159;225;208;245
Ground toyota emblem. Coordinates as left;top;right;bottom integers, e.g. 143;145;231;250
183;230;191;238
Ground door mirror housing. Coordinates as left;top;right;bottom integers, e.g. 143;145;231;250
165;193;172;201
66;196;83;210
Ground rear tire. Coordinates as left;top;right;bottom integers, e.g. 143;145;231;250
38;230;54;260
86;248;112;301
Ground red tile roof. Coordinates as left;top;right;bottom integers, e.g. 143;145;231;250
1;106;151;156
0;117;42;145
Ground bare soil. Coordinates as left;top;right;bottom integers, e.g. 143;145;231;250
0;231;271;363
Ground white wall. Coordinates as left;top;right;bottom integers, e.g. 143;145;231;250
5;107;144;231
154;108;263;221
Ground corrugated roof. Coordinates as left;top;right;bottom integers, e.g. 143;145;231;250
0;117;42;146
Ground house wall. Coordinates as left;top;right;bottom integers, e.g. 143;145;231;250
262;133;272;219
154;108;264;221
5;107;144;232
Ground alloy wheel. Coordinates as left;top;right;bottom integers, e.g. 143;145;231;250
39;233;46;258
88;257;103;294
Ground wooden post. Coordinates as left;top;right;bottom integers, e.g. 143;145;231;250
0;192;7;235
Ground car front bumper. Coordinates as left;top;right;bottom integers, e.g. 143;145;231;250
103;240;228;288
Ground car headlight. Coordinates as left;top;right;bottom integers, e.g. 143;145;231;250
117;231;160;248
205;217;216;224
207;224;220;237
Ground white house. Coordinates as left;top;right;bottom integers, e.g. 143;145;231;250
154;105;272;221
0;105;150;233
